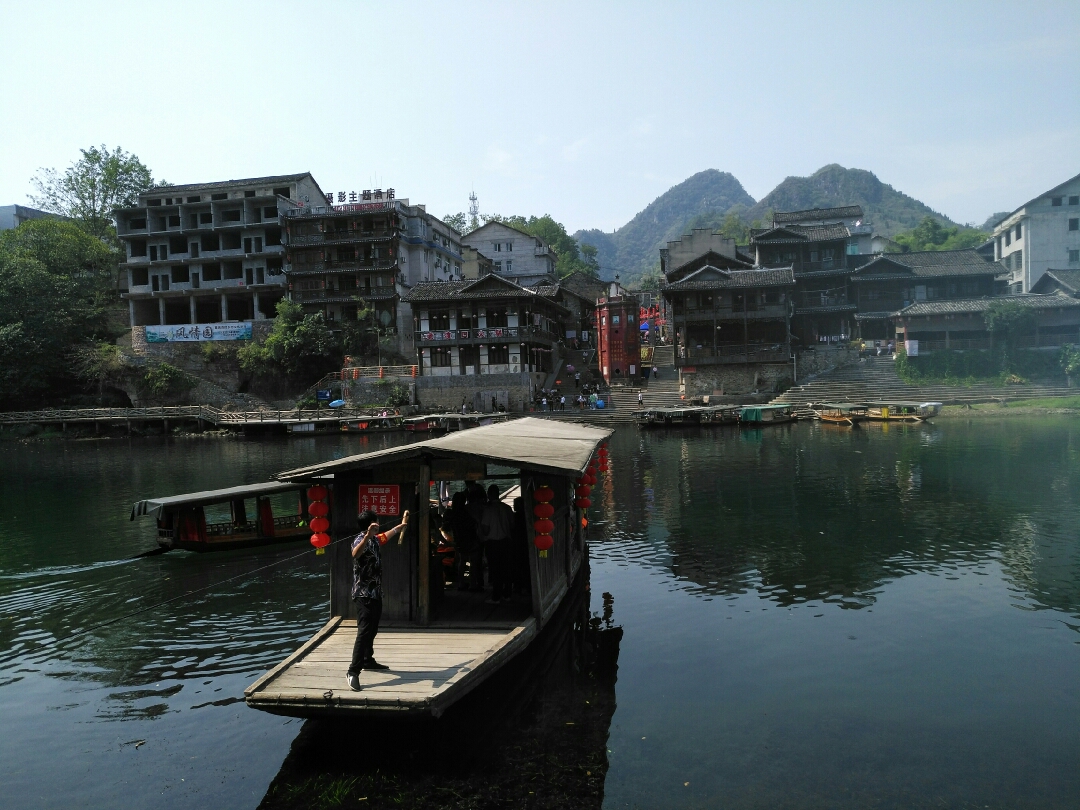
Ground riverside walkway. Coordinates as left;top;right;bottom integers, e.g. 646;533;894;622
0;405;376;431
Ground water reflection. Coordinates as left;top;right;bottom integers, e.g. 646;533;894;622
595;420;1080;620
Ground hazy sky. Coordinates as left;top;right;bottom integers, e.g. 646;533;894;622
2;1;1078;232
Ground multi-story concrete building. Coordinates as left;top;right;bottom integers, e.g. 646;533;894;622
115;173;326;328
0;204;64;231
461;222;556;286
281;191;462;358
992;171;1080;293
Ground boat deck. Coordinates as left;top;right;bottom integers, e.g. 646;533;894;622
245;611;536;718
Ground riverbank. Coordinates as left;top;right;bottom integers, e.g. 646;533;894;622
937;396;1080;418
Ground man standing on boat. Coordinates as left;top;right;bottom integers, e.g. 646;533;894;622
347;508;410;691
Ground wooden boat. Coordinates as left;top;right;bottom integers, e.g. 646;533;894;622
738;404;797;425
634;405;739;427
130;481;313;552
340;414;403;432
244;417;611;719
864;401;941;422
813;403;869;426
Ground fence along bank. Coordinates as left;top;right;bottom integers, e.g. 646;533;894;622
245;417;611;718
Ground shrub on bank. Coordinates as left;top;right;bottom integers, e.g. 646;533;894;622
896;347;1069;386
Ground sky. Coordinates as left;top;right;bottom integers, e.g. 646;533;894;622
2;0;1078;233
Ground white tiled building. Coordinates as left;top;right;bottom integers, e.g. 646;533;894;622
460;222;556;286
993;171;1080;293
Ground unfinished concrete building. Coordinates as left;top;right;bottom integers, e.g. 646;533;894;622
116;174;326;328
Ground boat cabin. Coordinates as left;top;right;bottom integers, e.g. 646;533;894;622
245;417;611;718
814;403;869;425
739;403;797;425
865;401;940;421
130;481;313;552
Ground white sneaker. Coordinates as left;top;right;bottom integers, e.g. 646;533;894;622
347;672;361;691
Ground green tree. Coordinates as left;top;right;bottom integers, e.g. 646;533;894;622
984;300;1035;372
443;212;469;234
238;299;341;384
71;341;127;403
30;145;160;244
893;215;987;253
0;220;119;407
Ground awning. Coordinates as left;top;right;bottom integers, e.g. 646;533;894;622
275;417;613;481
130;480;312;520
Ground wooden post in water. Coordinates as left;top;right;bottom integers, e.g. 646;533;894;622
417;461;431;626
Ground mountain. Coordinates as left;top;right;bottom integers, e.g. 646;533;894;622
981;211;1011;231
575;170;754;282
743;164;957;237
575;165;967;285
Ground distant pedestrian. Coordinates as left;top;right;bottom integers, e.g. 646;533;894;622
574;372;580;388
652;365;658;379
560;395;566;411
541;396;548;412
637;391;643;406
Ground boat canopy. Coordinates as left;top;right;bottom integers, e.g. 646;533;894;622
865;401;941;408
275;417;612;481
818;403;868;410
130;480;311;520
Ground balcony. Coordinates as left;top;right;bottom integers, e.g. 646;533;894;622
292;286;397;303
674;304;788;322
794;291;855;312
415;326;557;344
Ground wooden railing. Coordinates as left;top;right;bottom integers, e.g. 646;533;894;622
0;404;399;427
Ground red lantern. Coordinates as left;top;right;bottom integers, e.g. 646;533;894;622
308;501;329;518
533;518;554;535
584;473;596;486
599;462;609;472
309;516;330;533
310;532;331;548
575;485;591;497
575;498;592;509
307;485;328;501
533;502;554;519
533;533;553;557
534;485;554;503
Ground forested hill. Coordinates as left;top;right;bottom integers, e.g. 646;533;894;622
575;164;964;284
742;164;958;236
574;170;753;282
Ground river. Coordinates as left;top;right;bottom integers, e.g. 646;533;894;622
1;419;1078;808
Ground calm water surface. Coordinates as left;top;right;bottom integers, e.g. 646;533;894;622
1;419;1078;808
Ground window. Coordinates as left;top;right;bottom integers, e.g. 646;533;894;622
149;245;158;261
168;215;181;227
273;187;290;198
263;206;277;218
129;217;146;230
222;233;241;250
506;260;512;273
493;242;501;252
1014;249;1022;269
202;263;222;281
130;239;147;258
430;347;452;367
1052;197;1063;206
486;308;508;327
1005;231;1011;246
199;212;213;225
506;242;513;251
211;193;228;201
172;266;189;283
1071;196;1080;205
495;261;502;272
1070;218;1079;231
488;344;510;364
1015;224;1022;240
1070;250;1079;263
222;209;242;223
428;310;451;330
244;190;256;198
201;234;220;252
187;196;200;203
224;261;243;280
131;267;148;286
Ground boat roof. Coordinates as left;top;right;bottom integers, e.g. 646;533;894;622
130;480;309;520
275;417;612;480
818;403;868;409
865;401;935;407
740;403;793;411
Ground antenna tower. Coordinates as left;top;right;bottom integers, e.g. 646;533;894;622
468;190;479;230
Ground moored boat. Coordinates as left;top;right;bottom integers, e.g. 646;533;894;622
864;401;941;422
813;403;870;426
244;417;611;719
130;481;314;552
738;403;797;425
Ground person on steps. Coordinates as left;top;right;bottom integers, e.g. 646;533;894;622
347;508;410;691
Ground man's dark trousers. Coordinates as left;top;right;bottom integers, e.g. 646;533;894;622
349;596;383;674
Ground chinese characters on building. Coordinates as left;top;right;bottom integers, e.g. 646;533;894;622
358;485;401;516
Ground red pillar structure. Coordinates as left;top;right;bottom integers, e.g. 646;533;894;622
595;279;641;385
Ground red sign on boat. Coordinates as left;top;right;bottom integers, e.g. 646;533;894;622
358;485;400;515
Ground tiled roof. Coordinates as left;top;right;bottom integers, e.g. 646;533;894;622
1033;269;1080;295
751;223;851;244
663;266;794;291
773;206;863;223
894;293;1080;317
153;173;314;193
559;270;607;300
402;275;562;304
854;250;999;279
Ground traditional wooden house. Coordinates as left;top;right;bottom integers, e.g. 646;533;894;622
244;417;611;718
851;250;1002;341
1030;269;1080;298
662;266;794;366
403;274;570;376
557;270;607;346
892;293;1080;351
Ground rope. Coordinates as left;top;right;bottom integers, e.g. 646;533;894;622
64;536;349;642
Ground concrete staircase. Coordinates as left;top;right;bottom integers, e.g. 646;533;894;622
770;355;1077;416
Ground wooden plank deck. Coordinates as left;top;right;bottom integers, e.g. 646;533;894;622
245;617;537;718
